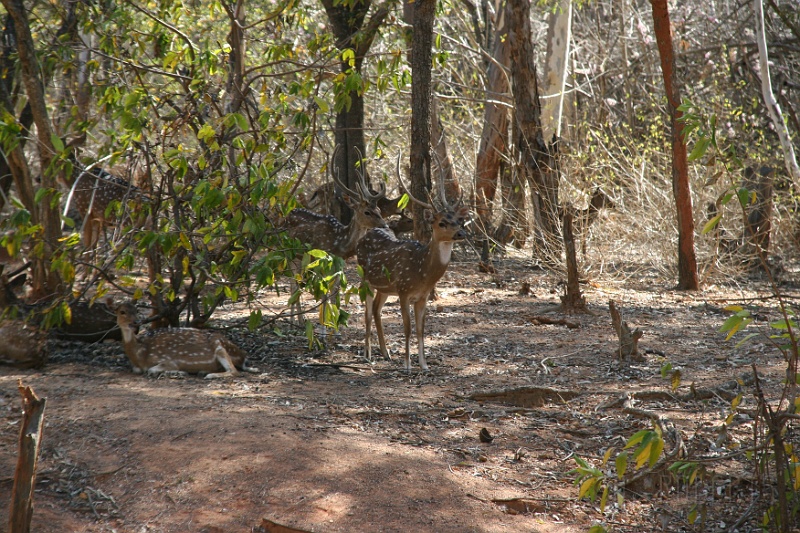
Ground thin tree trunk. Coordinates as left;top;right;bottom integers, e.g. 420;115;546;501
754;0;800;187
541;0;572;142
1;0;65;298
649;0;699;290
409;0;436;241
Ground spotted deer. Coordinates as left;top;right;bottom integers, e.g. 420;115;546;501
114;301;254;378
0;319;47;368
65;166;147;249
285;148;389;323
0;266;47;368
560;187;616;255
357;155;470;372
305;181;412;235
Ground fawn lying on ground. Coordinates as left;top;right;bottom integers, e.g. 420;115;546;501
115;302;254;378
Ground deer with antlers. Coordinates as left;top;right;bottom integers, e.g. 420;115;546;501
284;148;389;323
114;301;254;378
357;154;470;372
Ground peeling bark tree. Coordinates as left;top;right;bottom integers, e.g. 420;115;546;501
541;0;572;142
475;0;511;251
649;0;699;290
508;0;560;256
754;0;800;187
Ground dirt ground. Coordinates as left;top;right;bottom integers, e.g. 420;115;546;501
0;256;794;532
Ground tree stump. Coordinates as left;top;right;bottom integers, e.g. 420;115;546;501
560;212;586;312
8;381;46;533
609;300;644;362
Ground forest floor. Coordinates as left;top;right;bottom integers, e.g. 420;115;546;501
0;253;796;533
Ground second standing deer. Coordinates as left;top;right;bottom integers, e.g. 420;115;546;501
357;155;469;372
285;148;389;323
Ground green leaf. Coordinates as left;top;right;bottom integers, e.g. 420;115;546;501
701;214;722;235
51;134;65;153
307;249;329;259
615;452;628;479
578;477;597;499
313;96;329;113
248;310;262;331
688;136;710;161
648;435;664;466
624;429;650;449
688;505;698;524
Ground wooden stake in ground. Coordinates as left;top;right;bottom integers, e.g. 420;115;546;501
8;380;46;533
609;300;644;362
560;212;586;312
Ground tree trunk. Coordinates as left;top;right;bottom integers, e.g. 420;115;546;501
321;0;389;224
649;0;698;290
409;0;436;242
475;0;511;232
754;0;800;187
541;0;572;142
1;0;65;298
508;0;560;257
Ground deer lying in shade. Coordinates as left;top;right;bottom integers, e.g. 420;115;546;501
357;154;470;372
114;302;255;378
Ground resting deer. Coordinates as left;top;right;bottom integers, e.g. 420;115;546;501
114;301;253;378
65;165;146;249
357;155;470;372
285;148;389;323
0;266;47;368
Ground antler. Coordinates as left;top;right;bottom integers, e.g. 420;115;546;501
430;150;462;211
353;146;386;201
395;151;435;210
331;145;386;202
396;150;461;211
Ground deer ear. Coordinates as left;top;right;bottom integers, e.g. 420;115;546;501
423;209;434;223
342;194;358;209
456;206;471;221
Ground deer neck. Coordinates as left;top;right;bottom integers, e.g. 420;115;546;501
422;239;454;279
119;325;145;369
336;219;364;258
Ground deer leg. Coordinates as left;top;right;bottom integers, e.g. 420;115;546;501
146;361;186;378
205;342;239;379
289;273;304;326
413;298;429;371
372;291;390;361
364;293;374;361
399;295;413;373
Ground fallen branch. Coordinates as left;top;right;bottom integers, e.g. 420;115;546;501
528;315;580;329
